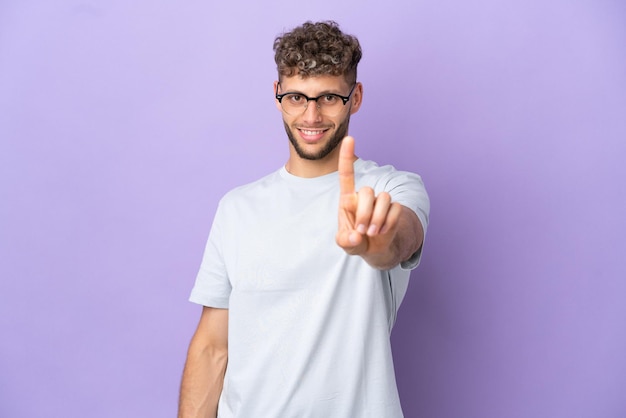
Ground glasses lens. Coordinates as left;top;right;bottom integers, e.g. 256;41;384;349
280;94;304;115
317;95;343;116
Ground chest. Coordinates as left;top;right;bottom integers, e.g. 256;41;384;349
221;188;342;291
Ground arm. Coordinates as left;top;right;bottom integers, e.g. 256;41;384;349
178;306;229;418
335;136;424;270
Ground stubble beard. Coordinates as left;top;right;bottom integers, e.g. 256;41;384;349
284;115;351;161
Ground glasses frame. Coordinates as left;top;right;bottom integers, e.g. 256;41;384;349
275;83;357;115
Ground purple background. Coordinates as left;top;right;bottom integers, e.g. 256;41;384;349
1;1;625;417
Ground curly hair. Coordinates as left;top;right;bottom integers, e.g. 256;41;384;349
273;21;362;84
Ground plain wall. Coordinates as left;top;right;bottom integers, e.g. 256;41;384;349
1;0;625;417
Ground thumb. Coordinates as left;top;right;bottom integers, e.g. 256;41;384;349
336;229;365;254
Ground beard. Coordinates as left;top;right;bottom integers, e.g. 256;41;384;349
283;114;351;161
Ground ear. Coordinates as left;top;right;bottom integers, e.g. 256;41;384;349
273;81;282;112
349;82;363;115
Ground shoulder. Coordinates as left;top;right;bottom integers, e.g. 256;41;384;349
356;159;430;227
219;169;283;207
355;159;425;192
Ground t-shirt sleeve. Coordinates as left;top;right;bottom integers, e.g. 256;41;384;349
189;202;232;308
378;169;430;271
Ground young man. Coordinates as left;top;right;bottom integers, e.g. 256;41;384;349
178;21;430;418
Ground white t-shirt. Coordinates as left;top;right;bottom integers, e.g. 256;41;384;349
190;159;430;418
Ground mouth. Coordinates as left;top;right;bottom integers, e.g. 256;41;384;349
297;128;330;143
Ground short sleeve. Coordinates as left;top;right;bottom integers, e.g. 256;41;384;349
189;202;232;308
376;169;430;271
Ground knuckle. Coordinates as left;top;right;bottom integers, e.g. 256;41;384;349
358;187;375;198
377;191;391;202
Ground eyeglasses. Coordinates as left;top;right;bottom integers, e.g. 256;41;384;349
275;83;356;117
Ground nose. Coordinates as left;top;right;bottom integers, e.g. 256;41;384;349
301;100;323;124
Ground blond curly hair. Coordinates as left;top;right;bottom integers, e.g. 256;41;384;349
273;21;362;85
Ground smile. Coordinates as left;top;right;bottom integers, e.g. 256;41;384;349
296;127;330;143
298;128;329;136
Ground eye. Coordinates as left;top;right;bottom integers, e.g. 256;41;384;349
286;94;303;104
321;95;339;104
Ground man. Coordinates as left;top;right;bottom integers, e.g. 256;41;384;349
179;21;430;418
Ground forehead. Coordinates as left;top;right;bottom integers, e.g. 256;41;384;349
280;74;350;93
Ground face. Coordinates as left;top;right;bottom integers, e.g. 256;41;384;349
275;75;362;161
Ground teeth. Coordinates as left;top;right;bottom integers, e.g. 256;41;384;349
301;129;324;135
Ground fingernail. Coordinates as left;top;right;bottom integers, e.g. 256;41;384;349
357;224;367;234
367;225;378;236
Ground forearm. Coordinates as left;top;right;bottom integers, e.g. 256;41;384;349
179;306;229;418
178;340;228;418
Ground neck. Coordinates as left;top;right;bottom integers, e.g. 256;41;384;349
285;146;356;178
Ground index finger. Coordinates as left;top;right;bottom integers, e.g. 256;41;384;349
338;136;356;196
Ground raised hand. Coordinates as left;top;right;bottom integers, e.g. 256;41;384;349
335;136;403;264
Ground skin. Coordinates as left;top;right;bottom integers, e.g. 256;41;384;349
178;74;424;417
178;307;228;418
274;75;362;178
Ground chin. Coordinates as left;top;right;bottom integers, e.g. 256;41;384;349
285;120;347;161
